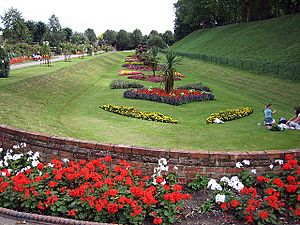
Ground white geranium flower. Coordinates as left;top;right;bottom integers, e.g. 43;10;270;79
62;158;69;163
158;158;167;166
242;160;250;166
13;144;20;149
230;176;240;184
27;151;33;156
207;179;222;191
0;160;3;167
174;166;178;171
48;163;54;168
4;160;8;167
220;176;230;184
161;180;166;185
0;148;3;152
215;194;226;203
20;143;27;148
235;162;243;168
275;159;284;165
251;169;257;174
31;160;39;167
233;182;244;192
269;164;274;169
160;165;169;172
12;154;23;161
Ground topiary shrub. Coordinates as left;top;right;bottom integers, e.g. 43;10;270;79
0;46;10;78
110;79;144;89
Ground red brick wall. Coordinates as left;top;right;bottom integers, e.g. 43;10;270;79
0;124;299;182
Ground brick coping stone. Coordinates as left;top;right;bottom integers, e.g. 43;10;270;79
0;207;114;225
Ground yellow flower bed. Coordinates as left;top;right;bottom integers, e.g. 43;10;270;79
100;104;179;124
206;107;253;124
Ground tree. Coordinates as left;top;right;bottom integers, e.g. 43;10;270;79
25;20;36;44
131;29;143;48
147;46;159;76
147;35;165;48
70;32;87;45
34;21;47;44
163;51;181;94
63;27;73;42
1;8;31;44
162;30;175;46
103;30;117;47
84;28;97;44
47;14;64;47
0;46;10;78
116;29;131;50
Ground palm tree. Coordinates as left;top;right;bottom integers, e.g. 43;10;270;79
163;50;180;93
147;46;159;76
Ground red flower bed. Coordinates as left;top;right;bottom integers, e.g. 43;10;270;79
9;56;33;65
0;146;191;224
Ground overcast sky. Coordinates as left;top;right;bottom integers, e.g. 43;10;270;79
0;0;177;36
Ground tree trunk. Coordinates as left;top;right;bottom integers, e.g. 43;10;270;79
245;0;251;22
276;0;280;18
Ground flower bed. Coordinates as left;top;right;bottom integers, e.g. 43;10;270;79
206;107;253;124
127;76;182;83
206;154;300;224
124;88;215;106
100;104;178;123
9;56;34;65
118;70;144;76
109;80;144;89
0;145;190;224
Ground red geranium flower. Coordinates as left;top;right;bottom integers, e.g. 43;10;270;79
68;209;76;217
107;203;119;214
153;217;163;224
231;199;240;208
285;185;298;193
273;178;285;188
259;210;269;220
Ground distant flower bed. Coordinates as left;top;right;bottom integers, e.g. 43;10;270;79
118;70;143;76
100;104;179;123
124;88;215;106
9;56;34;64
206;107;253;124
123;65;164;71
0;145;190;224
127;75;182;83
109;80;144;89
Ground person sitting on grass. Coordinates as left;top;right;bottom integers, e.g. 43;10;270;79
287;106;300;130
264;103;276;128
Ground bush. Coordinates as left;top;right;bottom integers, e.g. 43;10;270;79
177;81;212;92
0;145;190;224
109;80;144;89
206;107;253;124
0;46;10;78
100;104;179;123
207;154;300;224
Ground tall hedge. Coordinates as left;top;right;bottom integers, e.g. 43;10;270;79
0;46;10;78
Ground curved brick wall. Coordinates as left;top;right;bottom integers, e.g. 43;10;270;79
0;124;299;182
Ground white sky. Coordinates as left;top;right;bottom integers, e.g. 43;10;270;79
0;0;177;36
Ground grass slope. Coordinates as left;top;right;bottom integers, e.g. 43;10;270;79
0;52;299;151
172;13;300;64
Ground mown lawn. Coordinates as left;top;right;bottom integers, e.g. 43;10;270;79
0;52;299;151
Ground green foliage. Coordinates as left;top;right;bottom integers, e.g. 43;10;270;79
0;46;10;78
100;104;179;124
187;174;209;193
163;50;181;93
206;107;254;124
109;79;144;89
177;81;212;92
84;28;97;44
198;199;214;214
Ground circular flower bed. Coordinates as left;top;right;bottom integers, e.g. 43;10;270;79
100;104;178;123
0;145;190;224
124;88;215;106
206;107;253;124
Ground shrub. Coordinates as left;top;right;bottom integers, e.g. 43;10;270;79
124;88;215;106
206;107;253;124
109;80;144;89
0;145;191;224
187;174;209;193
0;46;10;78
100;104;179;123
207;154;300;224
177;81;212;92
